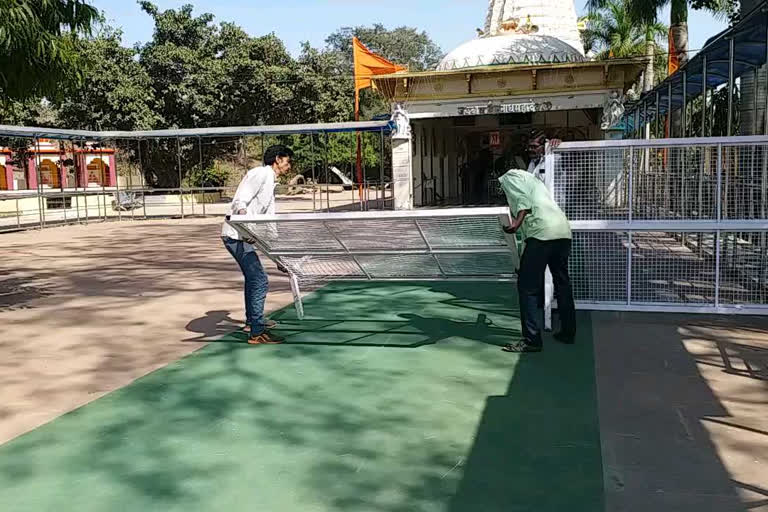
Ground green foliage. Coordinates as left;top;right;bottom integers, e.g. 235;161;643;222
57;26;159;130
324;24;442;73
0;0;99;101
186;162;230;188
5;2;441;187
583;0;667;59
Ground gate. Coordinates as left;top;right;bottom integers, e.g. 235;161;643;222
545;136;768;316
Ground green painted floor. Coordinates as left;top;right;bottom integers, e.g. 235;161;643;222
0;282;603;512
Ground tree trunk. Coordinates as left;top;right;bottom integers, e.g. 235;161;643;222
670;0;689;68
644;38;655;92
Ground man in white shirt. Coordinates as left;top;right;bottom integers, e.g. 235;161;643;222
523;130;564;181
222;144;293;345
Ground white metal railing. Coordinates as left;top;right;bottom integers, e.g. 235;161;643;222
545;136;768;316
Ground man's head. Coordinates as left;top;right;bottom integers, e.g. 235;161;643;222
526;130;546;160
263;144;293;175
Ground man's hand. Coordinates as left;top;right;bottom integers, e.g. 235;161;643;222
503;221;519;234
548;138;562;149
235;208;247;215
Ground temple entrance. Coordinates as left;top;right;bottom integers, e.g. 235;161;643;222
39;159;60;188
86;158;108;186
411;108;603;206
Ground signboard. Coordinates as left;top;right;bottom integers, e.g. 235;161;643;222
489;131;501;147
457;100;552;116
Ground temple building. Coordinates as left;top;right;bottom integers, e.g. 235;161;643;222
0;148;12;190
0;140;118;191
374;0;644;208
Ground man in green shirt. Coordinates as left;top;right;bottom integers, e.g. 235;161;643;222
498;168;576;352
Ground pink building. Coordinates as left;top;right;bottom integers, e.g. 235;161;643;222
0;148;13;190
24;140;117;189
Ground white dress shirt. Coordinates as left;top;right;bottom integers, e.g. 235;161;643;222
221;166;276;240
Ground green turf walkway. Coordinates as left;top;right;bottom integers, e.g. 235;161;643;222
0;282;602;512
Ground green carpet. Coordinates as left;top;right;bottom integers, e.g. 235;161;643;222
0;282;603;512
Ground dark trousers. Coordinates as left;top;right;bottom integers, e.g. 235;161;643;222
223;237;269;336
518;238;576;345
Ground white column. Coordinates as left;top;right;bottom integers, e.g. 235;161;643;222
392;134;413;210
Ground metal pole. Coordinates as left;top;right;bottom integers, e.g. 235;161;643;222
114;140;121;222
35;137;44;228
727;38;735;137
99;142;106;221
715;143;723;307
177;137;184;218
681;71;688;227
15;198;20;228
627;232;633;305
379;127;385;209
655;90;661;138
81;137;88;224
198;137;206;217
310;134;316;211
643;99;648;139
702;55;708;137
73;141;81;223
138;139;147;220
634;108;640;139
325;132;330;213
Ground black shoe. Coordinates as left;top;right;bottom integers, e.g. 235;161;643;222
502;340;543;353
553;331;575;344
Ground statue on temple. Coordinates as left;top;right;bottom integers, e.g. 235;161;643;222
392;103;411;140
601;91;625;130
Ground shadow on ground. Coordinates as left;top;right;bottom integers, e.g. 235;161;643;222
0;281;603;512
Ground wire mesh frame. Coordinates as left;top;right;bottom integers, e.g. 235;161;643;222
545;136;768;315
227;208;519;319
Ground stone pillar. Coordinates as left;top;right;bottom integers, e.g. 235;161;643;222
27;157;38;190
392;135;413;210
2;163;13;190
108;154;117;187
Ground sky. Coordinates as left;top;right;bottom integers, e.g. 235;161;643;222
89;0;728;58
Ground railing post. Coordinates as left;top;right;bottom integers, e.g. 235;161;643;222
715;144;723;308
177;137;184;218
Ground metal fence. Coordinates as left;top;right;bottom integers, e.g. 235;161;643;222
545;136;768;315
0;183;394;233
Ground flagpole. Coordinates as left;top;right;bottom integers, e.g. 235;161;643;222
354;59;363;202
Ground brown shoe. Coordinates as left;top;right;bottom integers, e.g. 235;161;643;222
248;332;284;345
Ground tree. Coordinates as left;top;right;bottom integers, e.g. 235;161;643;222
56;27;160;131
136;2;302;186
0;0;99;101
325;24;442;73
584;0;667;91
625;0;736;69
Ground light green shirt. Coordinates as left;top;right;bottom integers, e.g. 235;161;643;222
498;169;571;241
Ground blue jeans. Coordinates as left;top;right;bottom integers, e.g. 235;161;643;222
223;237;269;336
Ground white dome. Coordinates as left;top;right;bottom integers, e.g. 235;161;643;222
437;34;585;71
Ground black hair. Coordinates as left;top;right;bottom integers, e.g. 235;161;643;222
263;144;294;165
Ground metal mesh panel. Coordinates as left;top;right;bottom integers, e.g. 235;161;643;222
721;144;768;220
279;255;364;280
551;137;768;313
631;145;717;220
230;208;518;285
630;231;715;304
570;231;628;303
553;149;628;220
719;231;768;305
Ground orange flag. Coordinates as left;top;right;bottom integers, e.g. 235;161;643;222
353;37;406;103
352;37;406;198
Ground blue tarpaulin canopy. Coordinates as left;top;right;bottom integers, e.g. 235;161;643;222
624;2;767;127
